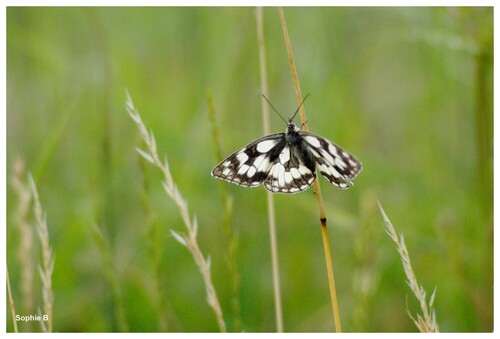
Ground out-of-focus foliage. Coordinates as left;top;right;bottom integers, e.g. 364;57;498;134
7;7;492;332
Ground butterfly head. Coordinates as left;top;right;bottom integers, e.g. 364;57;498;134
286;120;301;134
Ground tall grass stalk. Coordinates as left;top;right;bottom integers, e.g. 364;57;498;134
126;90;226;332
28;174;54;332
256;6;284;333
207;89;241;331
278;7;342;332
378;201;439;332
7;268;19;332
91;224;129;331
85;8;115;231
139;159;169;331
10;158;34;330
350;190;381;330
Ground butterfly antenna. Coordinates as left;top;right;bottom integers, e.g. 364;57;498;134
290;93;310;121
262;94;288;124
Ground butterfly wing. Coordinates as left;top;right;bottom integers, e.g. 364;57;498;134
211;133;286;187
212;129;362;193
263;144;316;194
299;131;362;189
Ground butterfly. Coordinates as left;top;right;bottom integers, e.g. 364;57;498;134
211;95;362;194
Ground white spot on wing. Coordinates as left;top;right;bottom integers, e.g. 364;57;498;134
335;157;347;169
252;154;266;168
222;168;230;176
305;136;321;148
256;156;270;172
320;149;335;165
237;164;249;174
276;164;285;187
256;139;278;153
328;144;338;156
279;147;290;164
310;148;321;157
319;164;341;179
247;166;256;177
298;164;310;175
290;167;301;179
284;171;293;184
236;152;249;164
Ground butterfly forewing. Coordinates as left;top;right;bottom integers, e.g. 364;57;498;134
211;133;285;187
299;131;362;189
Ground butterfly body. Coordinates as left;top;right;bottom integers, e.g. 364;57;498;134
212;115;362;194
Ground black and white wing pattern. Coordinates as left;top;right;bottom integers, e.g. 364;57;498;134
298;131;362;189
211;119;362;194
211;133;316;194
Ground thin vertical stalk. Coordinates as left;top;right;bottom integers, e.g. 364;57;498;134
256;7;284;332
207;89;241;331
85;8;115;230
278;7;342;332
7;268;19;332
91;224;129;332
474;49;492;213
29;174;54;333
138;162;169;331
11;158;34;330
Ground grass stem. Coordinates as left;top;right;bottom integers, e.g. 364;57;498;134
28;174;54;332
91;225;129;332
7;268;19;332
257;7;284;332
378;201;439;332
278;7;342;332
207;89;241;331
126;90;226;332
10;158;34;331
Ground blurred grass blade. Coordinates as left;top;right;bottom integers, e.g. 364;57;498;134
28;174;54;332
256;7;283;332
90;224;129;332
10;157;35;331
127;90;226;332
378;201;439;332
207;88;241;331
6;268;18;332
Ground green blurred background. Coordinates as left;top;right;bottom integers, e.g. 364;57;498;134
6;7;493;332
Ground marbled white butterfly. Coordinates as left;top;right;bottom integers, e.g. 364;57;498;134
211;96;362;194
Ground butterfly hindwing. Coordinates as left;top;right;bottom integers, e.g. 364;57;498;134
263;144;316;194
299;131;362;189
